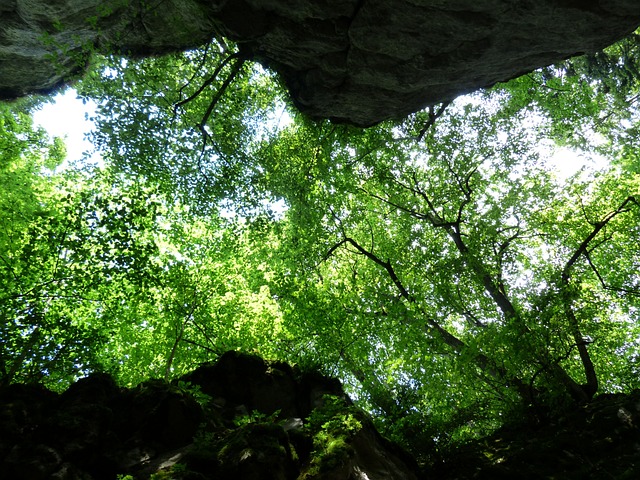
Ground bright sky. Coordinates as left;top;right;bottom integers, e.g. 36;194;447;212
549;146;606;180
32;88;97;165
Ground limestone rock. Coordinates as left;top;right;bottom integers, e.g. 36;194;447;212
2;1;640;124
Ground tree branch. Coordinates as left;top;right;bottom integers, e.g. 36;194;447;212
197;57;246;148
173;51;243;111
560;195;639;399
585;251;640;296
416;102;450;142
562;196;638;280
181;337;224;356
324;236;530;399
325;237;412;300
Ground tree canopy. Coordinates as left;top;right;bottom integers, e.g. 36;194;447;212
1;32;639;458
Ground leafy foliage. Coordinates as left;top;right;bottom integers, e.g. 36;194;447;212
1;29;640;459
302;395;364;477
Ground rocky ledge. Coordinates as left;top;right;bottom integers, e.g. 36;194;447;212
0;351;419;480
428;390;640;479
2;351;640;479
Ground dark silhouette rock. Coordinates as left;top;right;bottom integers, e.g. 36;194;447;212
427;390;640;479
2;354;639;479
0;352;420;479
181;350;343;420
1;1;640;125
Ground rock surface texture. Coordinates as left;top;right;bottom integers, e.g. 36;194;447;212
2;1;640;125
0;351;419;480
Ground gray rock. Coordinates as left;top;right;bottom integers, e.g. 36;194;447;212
1;0;640;125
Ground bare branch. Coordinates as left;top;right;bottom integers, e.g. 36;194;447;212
173;51;243;112
359;186;433;224
455;284;485;329
326;237;412;300
416;101;450;142
181;337;224;356
562;196;638;281
365;167;520;320
324;235;531;399
176;41;212;103
584;252;640;296
198;57;246;136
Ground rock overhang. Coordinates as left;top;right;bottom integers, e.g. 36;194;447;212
1;0;640;125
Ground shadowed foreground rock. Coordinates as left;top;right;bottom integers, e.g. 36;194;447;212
427;391;640;480
1;1;640;125
0;351;419;479
2;352;640;479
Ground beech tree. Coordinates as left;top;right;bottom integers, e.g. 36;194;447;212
1;32;639;454
0;101;101;386
244;98;639;448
